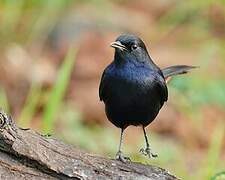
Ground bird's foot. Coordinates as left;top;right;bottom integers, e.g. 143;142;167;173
116;151;131;163
139;147;158;158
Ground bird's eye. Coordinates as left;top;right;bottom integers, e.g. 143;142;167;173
131;44;138;50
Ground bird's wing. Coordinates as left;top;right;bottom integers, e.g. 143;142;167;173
162;65;197;80
153;74;168;105
99;69;107;101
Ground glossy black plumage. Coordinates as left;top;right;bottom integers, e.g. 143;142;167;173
99;34;196;162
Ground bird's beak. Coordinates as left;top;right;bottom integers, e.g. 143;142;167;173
110;41;127;51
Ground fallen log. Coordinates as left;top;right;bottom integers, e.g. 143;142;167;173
0;110;179;180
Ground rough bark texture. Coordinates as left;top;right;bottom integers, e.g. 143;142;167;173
0;110;179;180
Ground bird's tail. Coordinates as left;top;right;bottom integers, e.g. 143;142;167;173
162;65;197;82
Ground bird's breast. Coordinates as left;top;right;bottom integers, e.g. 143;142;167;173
105;64;158;103
103;63;164;127
111;62;153;82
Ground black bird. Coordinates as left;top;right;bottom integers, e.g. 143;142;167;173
99;34;196;162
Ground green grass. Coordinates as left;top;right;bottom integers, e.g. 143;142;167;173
0;88;9;113
17;83;42;127
211;171;225;180
42;48;77;133
202;122;225;179
0;0;74;45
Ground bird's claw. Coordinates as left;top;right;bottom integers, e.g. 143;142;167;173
116;151;131;163
139;147;158;158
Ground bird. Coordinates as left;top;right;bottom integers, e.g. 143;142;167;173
99;34;196;162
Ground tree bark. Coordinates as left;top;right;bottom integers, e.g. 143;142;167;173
0;110;179;180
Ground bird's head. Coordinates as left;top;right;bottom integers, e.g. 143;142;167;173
110;34;151;64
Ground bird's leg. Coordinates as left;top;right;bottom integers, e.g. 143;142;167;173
140;126;158;158
115;128;130;162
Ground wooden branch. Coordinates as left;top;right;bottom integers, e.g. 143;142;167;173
0;110;179;180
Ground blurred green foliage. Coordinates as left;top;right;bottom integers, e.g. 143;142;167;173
0;0;74;45
202;122;225;179
0;88;9;113
211;171;225;180
42;48;77;133
17;83;42;127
